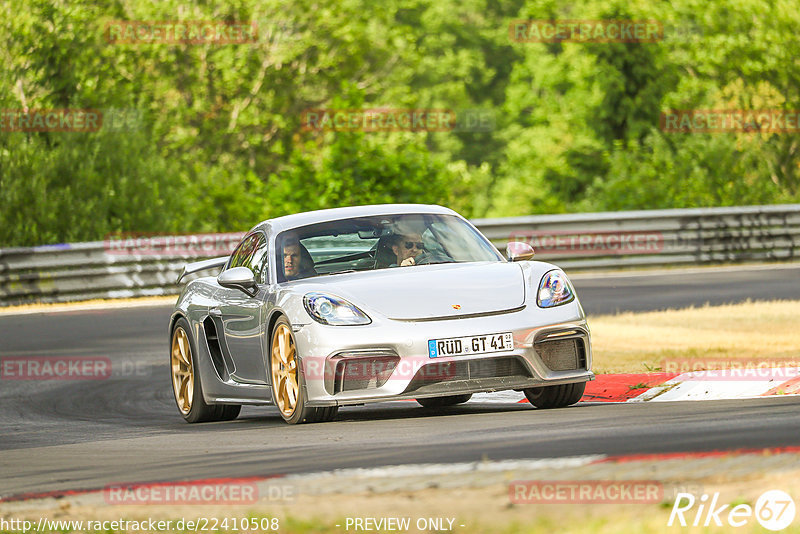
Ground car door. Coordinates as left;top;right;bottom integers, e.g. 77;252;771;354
213;232;270;384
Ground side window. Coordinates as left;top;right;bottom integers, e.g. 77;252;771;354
228;233;268;284
228;234;259;269
249;234;269;284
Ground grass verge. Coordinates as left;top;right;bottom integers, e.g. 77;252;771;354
588;299;800;374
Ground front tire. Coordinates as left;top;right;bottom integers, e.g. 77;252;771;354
524;382;586;409
416;394;472;408
170;318;241;423
270;317;338;424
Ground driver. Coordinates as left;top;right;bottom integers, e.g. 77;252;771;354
282;236;316;280
391;232;425;267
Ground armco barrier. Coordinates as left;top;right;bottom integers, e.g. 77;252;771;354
1;205;798;306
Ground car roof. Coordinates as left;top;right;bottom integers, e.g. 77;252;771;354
255;204;459;234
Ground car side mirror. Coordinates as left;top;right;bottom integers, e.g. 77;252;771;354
217;267;258;297
506;241;535;262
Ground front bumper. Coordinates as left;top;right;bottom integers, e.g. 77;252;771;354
293;301;594;407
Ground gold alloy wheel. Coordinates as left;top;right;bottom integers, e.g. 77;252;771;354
171;326;194;415
271;323;299;417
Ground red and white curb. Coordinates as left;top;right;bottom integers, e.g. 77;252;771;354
463;369;800;405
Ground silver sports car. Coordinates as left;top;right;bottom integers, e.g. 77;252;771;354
170;204;593;424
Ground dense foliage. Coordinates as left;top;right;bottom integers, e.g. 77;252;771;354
2;0;798;246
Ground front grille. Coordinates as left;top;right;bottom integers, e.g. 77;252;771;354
468;357;527;379
535;338;585;371
404;356;530;392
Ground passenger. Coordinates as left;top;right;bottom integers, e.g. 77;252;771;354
391;232;425;267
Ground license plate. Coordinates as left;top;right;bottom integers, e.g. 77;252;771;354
428;332;513;358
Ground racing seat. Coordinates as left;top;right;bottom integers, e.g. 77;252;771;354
295;242;318;278
298;243;317;274
374;236;397;269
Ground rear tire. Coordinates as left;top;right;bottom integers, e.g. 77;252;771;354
524;382;586;409
270;316;338;424
416;394;472;408
171;318;242;423
219;405;242;420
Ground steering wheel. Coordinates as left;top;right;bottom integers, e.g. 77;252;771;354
413;251;451;265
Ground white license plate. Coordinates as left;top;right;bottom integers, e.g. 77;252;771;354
428;332;513;358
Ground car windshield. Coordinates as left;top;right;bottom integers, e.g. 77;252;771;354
275;214;503;282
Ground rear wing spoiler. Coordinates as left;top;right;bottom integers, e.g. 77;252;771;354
176;256;229;284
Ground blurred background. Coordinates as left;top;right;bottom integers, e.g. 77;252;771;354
2;0;798;247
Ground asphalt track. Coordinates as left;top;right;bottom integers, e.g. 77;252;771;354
1;264;799;498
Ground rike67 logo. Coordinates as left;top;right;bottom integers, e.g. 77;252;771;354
669;490;796;531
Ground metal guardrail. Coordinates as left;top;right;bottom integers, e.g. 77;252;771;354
1;205;799;306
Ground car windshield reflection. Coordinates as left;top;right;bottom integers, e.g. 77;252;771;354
275;214;503;282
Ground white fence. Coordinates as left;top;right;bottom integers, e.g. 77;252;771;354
1;205;798;306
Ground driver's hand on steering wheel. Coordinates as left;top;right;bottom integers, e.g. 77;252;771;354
400;256;416;267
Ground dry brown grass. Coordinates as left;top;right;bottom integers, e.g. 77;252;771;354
0;296;177;315
5;467;800;534
588;300;800;374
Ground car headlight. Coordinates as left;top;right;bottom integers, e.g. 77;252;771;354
537;270;575;308
303;293;372;325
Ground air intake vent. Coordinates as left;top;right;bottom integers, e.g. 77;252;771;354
203;317;228;380
333;355;400;394
535;339;583;371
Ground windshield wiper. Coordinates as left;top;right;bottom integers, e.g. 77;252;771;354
323;269;358;275
418;260;457;266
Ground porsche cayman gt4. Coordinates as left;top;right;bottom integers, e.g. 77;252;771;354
170;204;593;424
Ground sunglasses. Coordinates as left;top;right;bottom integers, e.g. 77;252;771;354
404;241;425;250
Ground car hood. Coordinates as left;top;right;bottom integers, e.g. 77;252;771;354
300;262;526;320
